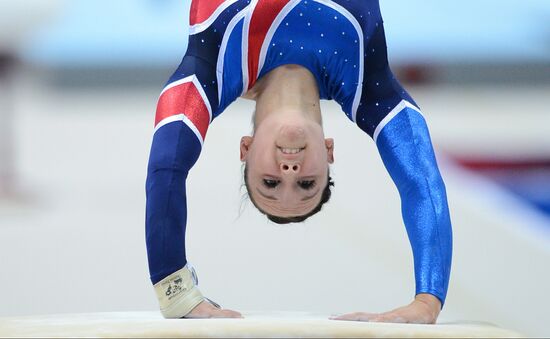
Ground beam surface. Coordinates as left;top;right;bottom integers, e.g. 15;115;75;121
0;312;523;338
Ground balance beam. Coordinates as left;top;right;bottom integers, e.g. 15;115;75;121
0;311;522;338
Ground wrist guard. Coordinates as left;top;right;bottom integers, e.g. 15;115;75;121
154;265;204;318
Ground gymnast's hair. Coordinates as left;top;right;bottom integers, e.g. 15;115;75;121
243;166;334;224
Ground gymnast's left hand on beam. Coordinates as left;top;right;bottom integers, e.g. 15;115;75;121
329;293;441;324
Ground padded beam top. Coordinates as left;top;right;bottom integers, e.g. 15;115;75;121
0;311;523;338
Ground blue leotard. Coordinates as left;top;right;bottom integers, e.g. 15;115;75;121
146;0;452;306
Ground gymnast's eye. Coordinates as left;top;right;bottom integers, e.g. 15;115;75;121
263;179;280;188
298;180;316;190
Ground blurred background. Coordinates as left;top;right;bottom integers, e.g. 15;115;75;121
0;0;549;336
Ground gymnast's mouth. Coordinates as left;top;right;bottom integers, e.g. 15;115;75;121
277;146;305;154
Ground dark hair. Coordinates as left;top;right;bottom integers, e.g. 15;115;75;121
244;165;334;224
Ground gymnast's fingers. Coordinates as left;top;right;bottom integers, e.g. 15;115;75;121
368;313;407;323
217;309;243;318
329;312;377;322
184;301;243;319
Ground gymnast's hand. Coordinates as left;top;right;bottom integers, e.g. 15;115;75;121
330;294;441;324
184;300;243;319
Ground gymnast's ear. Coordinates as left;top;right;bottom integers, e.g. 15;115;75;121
325;138;334;164
240;136;253;162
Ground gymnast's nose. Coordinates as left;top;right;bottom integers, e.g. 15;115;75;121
280;162;301;173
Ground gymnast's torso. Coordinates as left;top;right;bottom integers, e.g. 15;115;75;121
157;0;416;141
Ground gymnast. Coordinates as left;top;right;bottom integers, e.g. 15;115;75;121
146;0;452;324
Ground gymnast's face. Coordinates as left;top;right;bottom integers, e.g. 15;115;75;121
240;111;334;217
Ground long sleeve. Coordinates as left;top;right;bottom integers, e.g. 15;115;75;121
146;121;201;285
146;55;216;285
375;106;453;306
145;0;250;286
340;0;453;306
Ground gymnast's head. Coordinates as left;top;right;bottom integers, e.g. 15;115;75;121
240;64;334;224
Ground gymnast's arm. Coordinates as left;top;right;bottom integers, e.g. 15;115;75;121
333;107;452;324
375;106;452;321
331;2;451;321
145;56;241;319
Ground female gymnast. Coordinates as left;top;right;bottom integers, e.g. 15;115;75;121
146;0;452;324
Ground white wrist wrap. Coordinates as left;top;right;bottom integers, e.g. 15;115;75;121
154;265;204;319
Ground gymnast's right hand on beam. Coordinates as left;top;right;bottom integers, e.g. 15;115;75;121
185;300;243;319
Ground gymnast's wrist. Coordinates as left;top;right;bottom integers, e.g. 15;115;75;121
153;265;204;318
414;293;442;314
